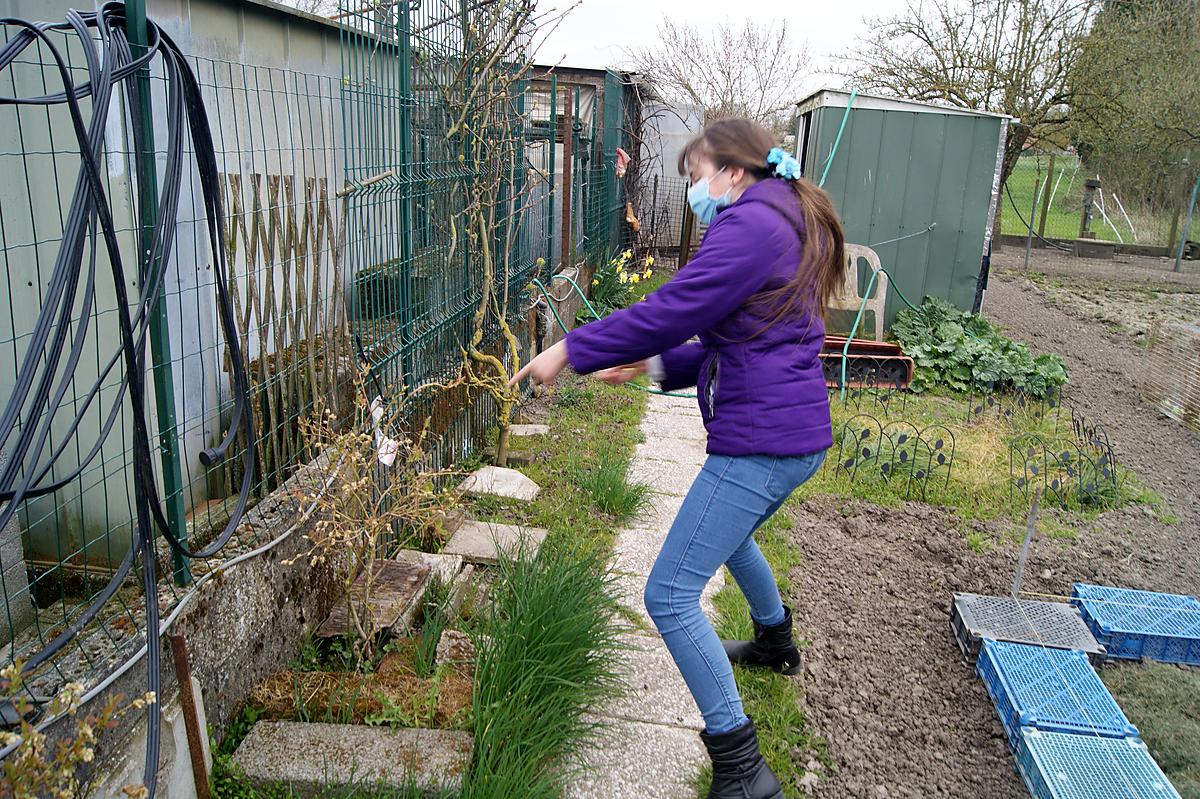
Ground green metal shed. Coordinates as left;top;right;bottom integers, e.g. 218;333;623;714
795;89;1010;331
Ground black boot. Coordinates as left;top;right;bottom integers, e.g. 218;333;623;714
721;605;802;675
701;717;783;799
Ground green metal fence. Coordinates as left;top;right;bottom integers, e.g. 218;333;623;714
0;2;630;695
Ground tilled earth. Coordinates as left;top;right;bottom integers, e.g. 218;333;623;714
785;261;1200;798
785;495;1170;799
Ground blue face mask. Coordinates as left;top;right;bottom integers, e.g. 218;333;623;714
687;168;730;224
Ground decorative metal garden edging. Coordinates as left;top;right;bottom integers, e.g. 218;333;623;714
964;383;1064;426
1008;432;1119;511
832;414;956;501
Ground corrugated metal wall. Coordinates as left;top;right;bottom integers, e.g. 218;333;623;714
802;101;1004;330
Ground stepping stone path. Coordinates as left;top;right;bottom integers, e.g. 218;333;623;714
568;393;723;799
459;464;541;501
231;720;471;796
443;519;548;566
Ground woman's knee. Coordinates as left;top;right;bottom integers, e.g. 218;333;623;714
643;571;701;623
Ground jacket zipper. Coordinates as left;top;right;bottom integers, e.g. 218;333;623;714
705;351;720;420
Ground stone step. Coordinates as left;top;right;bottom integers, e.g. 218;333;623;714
443;519;548;566
458;465;540;501
231;720;471;797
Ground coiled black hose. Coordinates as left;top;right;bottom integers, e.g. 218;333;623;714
0;3;254;794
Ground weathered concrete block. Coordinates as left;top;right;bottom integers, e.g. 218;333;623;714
445;564;476;618
392;550;463;588
509;424;550;437
231;720;471;797
435;629;475;666
458;466;540;502
443;520;548;566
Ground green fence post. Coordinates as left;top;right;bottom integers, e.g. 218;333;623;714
546;75;556;276
127;0;191;585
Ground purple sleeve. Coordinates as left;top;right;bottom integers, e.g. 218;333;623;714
565;207;780;374
659;342;705;392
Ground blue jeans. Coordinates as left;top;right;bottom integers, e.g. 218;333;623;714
643;451;826;735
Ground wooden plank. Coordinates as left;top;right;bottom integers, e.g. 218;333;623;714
317;559;430;639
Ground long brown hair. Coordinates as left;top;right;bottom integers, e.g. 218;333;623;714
678;118;845;326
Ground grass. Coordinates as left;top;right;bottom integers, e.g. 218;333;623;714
462;541;626;799
567;448;651;521
699;511;828;797
1001;155;1176;245
803;388;1165;541
1102;663;1200;798
470;373;647;555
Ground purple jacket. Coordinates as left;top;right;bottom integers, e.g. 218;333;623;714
566;178;833;457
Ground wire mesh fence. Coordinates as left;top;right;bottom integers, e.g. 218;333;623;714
1001;150;1190;249
0;1;631;698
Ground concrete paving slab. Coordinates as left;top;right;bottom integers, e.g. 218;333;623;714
611;570;725;632
634;437;708;467
231;720;471;796
610;526;666;577
565;716;706;799
458;465;540;501
443;519;548;565
633;493;686;531
509;423;550;437
605;635;704;730
641;411;708;443
634;457;701;498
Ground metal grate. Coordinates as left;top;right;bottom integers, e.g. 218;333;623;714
977;639;1137;751
1142;321;1200;434
1071;584;1200;665
950;593;1106;662
1016;728;1181;799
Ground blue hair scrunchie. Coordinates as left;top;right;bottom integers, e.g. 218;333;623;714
766;146;801;180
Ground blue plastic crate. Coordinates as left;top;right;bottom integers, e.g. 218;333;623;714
1016;728;1181;799
1071;584;1200;665
977;640;1138;751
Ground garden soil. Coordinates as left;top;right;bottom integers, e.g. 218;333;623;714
787;261;1199;798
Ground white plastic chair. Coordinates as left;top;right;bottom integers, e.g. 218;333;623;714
830;244;890;341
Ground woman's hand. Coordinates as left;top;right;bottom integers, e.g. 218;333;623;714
594;361;648;386
508;339;570;388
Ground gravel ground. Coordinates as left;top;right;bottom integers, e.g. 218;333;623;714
989;249;1200;342
785;257;1200;798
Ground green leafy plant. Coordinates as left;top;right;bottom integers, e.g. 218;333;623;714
580;248;655;322
463;542;625;798
891;297;1068;397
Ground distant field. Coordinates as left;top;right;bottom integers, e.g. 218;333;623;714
1001;155;1176;247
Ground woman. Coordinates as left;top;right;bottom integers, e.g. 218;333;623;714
510;118;845;799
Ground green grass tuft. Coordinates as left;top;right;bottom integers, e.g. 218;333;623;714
463;542;627;799
568;449;651;522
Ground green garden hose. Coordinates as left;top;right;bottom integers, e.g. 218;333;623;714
531;276;698;399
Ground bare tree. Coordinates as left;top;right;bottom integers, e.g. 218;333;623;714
281;0;339;16
626;18;812;138
841;0;1101;183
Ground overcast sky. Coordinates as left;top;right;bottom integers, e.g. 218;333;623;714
534;0;901;92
